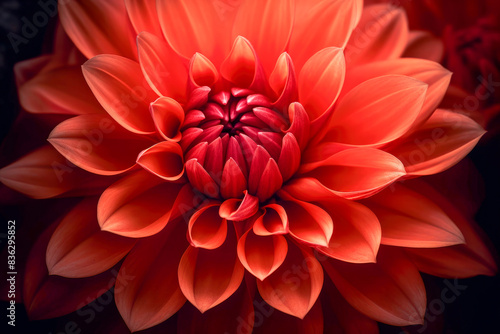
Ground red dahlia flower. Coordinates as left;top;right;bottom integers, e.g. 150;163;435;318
0;0;497;333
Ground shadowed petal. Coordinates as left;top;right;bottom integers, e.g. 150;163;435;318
48;115;155;175
365;183;465;248
253;204;288;236
188;204;227;250
323;248;426;326
388;109;486;176
219;191;259;221
46;197;135;278
190;52;220;88
137;141;184;181
179;224;245;313
403;31;444;63
150;96;185;142
257;241;323;319
269;53;298;111
115;219;188;332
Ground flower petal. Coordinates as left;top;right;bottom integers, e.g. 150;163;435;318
178;224;245;313
237;229;288;280
19;65;102;115
220;36;266;91
98;171;189;238
342;58;452;128
46;197;135;278
0;145;109;199
388;109;486;176
136;141;184;181
298;47;345;123
269;53;298;112
328;75;427;146
150;96;185;142
289;0;362;71
257;241;323;319
82;54;158;134
285;102;310;151
137;31;189;102
185;159;220;198
59;0;136;59
220;158;247;199
403;31;444;63
125;0;163;36
345;5;408;66
188;204;227;250
48;115;155;175
157;0;238;67
24;222;116;320
232;0;293;74
219;191;259;221
403;180;497;278
278;191;333;247
115;219;187;332
253;203;289;236
300;148;405;199
323;248;426;326
365;183;465;248
189;52;220;88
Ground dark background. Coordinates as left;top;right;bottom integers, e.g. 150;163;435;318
0;1;499;333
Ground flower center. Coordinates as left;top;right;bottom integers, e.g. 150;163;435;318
181;87;298;201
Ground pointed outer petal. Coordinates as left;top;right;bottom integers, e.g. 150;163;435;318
321;275;379;334
188;204;227;250
298;47;345;123
278;133;301;181
24;222;116;320
189;52;219;88
220;158;247;199
248;146;272;195
253;298;324;334
46;198;135;278
237;230;288;281
300;148;406;200
157;0;238;68
257;240;323;319
219;191;259;221
137;32;189;102
403;31;444;63
125;0;163;36
269;53;299;112
179;224;245;313
97;170;185;238
0;145;104;199
220;36;267;91
115;218;188;332
387;110;486;176
136;141;184;181
19;65;103;115
256;158;283;202
342;59;452;129
288;0;362;72
253;204;289;236
177;280;255;334
48;115;155;175
364;183;465;248
277;192;333;247
285;103;310;151
231;0;293;74
150;96;185;142
344;5;408;67
58;0;136;59
323;248;427;326
402;180;498;278
185;159;220;198
327;75;427;146
82;55;157;134
314;198;381;264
